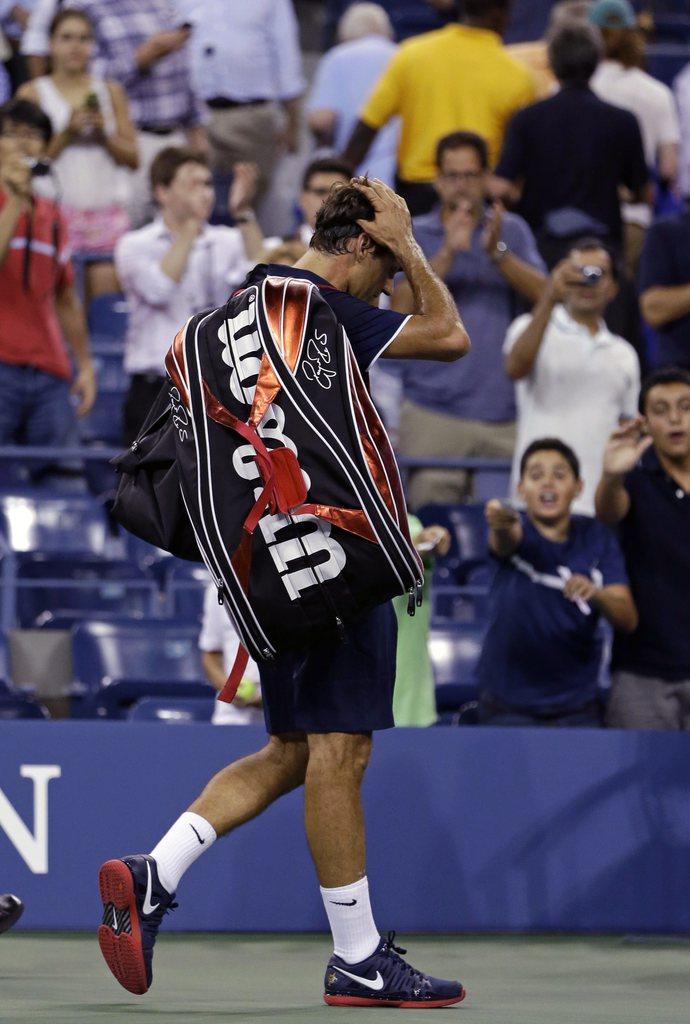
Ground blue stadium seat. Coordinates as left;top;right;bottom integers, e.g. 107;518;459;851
16;556;158;627
166;561;211;621
128;696;215;723
418;503;489;582
35;609;147;630
87;292;129;344
429;624;486;713
80;388;126;445
72;618;209;717
0;492;111;554
91;345;128;392
0;695;49;719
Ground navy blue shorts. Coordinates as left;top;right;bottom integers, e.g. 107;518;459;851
258;602;397;735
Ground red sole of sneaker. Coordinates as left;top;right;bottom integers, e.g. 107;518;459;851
323;987;467;1008
97;859;148;996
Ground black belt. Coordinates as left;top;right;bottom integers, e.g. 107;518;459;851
139;124;179;136
206;97;269;110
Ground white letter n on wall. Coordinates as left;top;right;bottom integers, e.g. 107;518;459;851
0;765;61;874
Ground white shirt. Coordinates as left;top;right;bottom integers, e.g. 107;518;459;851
115;218;250;376
591;61;680;169
674;62;690;198
199;585;262;726
504;305;640;515
176;0;305;102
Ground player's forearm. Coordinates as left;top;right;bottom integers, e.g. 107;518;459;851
504;286;556;380
202;651;226;692
640;284;690;329
398;238;468;349
594;472;629;524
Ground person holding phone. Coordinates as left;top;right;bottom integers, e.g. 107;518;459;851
0;98;95;446
18;7;138;301
504;238;640;514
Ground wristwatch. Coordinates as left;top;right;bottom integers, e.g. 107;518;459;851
491;240;509;264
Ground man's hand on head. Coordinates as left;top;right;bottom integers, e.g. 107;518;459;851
351;176;413;259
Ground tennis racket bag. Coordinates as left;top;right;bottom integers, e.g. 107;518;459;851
112;275;423;700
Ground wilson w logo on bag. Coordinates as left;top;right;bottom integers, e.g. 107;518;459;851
112;276;423;701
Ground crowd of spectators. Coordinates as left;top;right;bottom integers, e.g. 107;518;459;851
0;0;689;730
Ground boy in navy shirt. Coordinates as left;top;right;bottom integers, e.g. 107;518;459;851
476;438;637;726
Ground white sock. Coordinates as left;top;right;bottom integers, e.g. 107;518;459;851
149;812;217;893
320;876;380;964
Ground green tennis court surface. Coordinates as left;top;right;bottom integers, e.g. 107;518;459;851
2;933;689;1024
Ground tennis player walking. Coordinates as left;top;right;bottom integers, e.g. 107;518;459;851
97;178;471;1008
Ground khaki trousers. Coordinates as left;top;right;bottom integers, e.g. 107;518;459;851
397;399;516;509
207;102;282;201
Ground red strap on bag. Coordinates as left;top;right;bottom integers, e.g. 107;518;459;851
218;644;249;704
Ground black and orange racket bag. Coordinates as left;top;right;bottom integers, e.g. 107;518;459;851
112;276;423;699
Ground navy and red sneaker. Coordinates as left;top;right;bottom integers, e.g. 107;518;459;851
0;893;24;935
324;931;466;1009
97;854;177;995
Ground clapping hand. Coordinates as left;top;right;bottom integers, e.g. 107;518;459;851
602;417;653;477
444;200;475;254
228;162;259;218
485;498;520;531
415;525;451;557
563;574;599;605
481;200;504;257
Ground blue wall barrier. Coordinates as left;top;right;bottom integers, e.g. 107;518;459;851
1;723;689;933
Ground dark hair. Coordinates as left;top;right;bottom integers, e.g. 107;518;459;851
311;178;388;257
49;7;93;37
436;130;488;171
548;22;602;83
301;157;352;192
150;146;209;191
0;98;52;145
638;367;690;414
519;438;581;479
567;235;619;281
462;0;512;21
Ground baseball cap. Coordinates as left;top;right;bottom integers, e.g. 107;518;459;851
588;0;636;29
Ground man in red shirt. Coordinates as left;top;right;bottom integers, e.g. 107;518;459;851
0;99;95;444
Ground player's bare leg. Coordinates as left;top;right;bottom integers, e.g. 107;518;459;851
304;732;370;887
190;733;309;835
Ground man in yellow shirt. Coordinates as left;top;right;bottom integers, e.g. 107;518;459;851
342;0;536;215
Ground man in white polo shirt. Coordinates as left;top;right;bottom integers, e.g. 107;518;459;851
115;146;262;444
504;238;639;513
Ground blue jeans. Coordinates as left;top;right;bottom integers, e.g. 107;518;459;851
0;363;75;446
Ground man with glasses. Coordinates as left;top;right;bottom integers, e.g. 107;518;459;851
0;98;95;448
391;131;546;507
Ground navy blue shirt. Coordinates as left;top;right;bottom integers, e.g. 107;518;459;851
475;514;628;711
638;212;690;371
495;84;648;243
244;263;410;373
612;447;690;680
